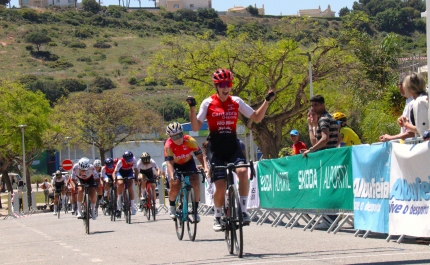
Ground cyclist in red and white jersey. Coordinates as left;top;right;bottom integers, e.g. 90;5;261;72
70;157;100;220
164;122;205;222
137;152;160;210
101;158;115;205
187;68;275;231
112;151;139;218
93;159;104;211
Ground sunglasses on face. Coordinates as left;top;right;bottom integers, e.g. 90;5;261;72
217;81;233;88
170;132;184;141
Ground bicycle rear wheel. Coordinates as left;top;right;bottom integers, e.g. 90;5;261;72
85;192;90;234
175;192;185;240
124;189;131;224
110;188;116;222
64;196;69;214
226;185;243;257
186;187;197;241
151;188;156;221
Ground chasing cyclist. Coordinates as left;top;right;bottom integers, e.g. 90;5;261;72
93;159;103;214
187;68;275;231
136;152;160;211
70;157;100;220
52;170;67;215
112;151;139;217
164;122;206;223
101;158;115;206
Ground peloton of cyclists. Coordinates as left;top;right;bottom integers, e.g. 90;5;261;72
112;151;139;218
70;157;100;220
52;170;67;215
136;152;161;212
187;68;275;231
164;122;206;223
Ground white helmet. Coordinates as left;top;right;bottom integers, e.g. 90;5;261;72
93;159;102;168
166;122;183;135
78;157;91;171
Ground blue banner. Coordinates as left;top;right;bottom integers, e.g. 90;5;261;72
352;143;390;233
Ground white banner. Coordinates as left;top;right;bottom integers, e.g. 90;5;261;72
247;162;260;209
389;142;430;237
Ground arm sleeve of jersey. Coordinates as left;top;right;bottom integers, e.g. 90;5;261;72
235;97;254;118
136;159;142;169
114;161;122;172
101;167;106;176
133;159;138;169
196;98;210;122
92;167;99;179
71;164;78;179
151;159;158;169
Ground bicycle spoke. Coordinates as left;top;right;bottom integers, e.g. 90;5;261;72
186;188;197;241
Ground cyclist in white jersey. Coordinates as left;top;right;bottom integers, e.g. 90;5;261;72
187;68;275;231
70;157;100;220
51;170;67;215
136;152;160;208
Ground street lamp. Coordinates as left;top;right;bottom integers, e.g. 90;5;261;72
299;52;313;98
18;124;30;211
65;136;72;159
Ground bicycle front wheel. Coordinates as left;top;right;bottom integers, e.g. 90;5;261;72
57;198;61;219
124;189;131;224
110;188;116;222
146;187;152;221
151;188;156;221
186;187;197;241
85;192;90;234
175;192;185;240
226;185;243;258
64;196;69;214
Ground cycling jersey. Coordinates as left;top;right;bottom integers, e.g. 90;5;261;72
71;163;99;180
115;157;137;171
164;134;202;165
101;165;114;177
340;126;362;146
196;94;254;134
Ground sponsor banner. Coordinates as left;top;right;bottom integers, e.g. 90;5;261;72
257;147;353;210
204;180;215;206
352;143;390;233
247;162;260;209
389;142;430;237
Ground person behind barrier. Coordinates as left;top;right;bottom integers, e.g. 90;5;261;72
70;157;100;220
41;177;51;205
379;74;415;142
399;73;428;137
187;68;275;231
332;112;362;146
51;170;67;215
113;151;139;218
290;129;307;155
303;95;338;157
164;122;206;223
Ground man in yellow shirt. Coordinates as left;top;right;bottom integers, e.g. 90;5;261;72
332;112;362;146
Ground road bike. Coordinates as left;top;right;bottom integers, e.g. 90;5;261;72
211;161;255;258
122;178;132;224
101;179;117;222
78;183;91;234
141;176;156;221
173;168;205;241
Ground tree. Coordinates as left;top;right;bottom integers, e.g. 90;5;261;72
0;0;10;6
82;0;101;13
25;30;52;52
246;5;259;16
0;79;52;208
148;34;356;158
52;91;164;162
339;7;350;17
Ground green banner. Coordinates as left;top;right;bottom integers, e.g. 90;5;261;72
257;147;353;210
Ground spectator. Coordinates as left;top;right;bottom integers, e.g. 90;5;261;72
40;178;51;205
332;112;362;146
399;73;428;137
379;74;415;142
303;95;338;157
290;130;307;155
17;180;26;212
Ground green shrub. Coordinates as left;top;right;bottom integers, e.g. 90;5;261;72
128;77;137;85
77;56;92;62
91;76;116;90
48;42;57;47
69;41;87;48
47;60;73;69
93;42;111;48
118;55;136;65
25;45;33;51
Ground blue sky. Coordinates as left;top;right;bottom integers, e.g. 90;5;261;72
9;0;355;16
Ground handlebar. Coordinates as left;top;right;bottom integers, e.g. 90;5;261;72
175;168;206;183
211;161;255;181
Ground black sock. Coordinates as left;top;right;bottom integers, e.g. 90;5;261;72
169;200;176;206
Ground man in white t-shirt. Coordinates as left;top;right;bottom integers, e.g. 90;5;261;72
379;74;415;142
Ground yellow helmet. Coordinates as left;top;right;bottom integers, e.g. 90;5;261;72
333;112;347;121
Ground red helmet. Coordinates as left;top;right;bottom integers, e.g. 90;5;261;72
212;69;234;84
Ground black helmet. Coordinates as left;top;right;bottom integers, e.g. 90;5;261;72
140;152;151;163
105;158;114;168
123;151;134;162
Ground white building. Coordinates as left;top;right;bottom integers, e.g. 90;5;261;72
156;0;211;11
